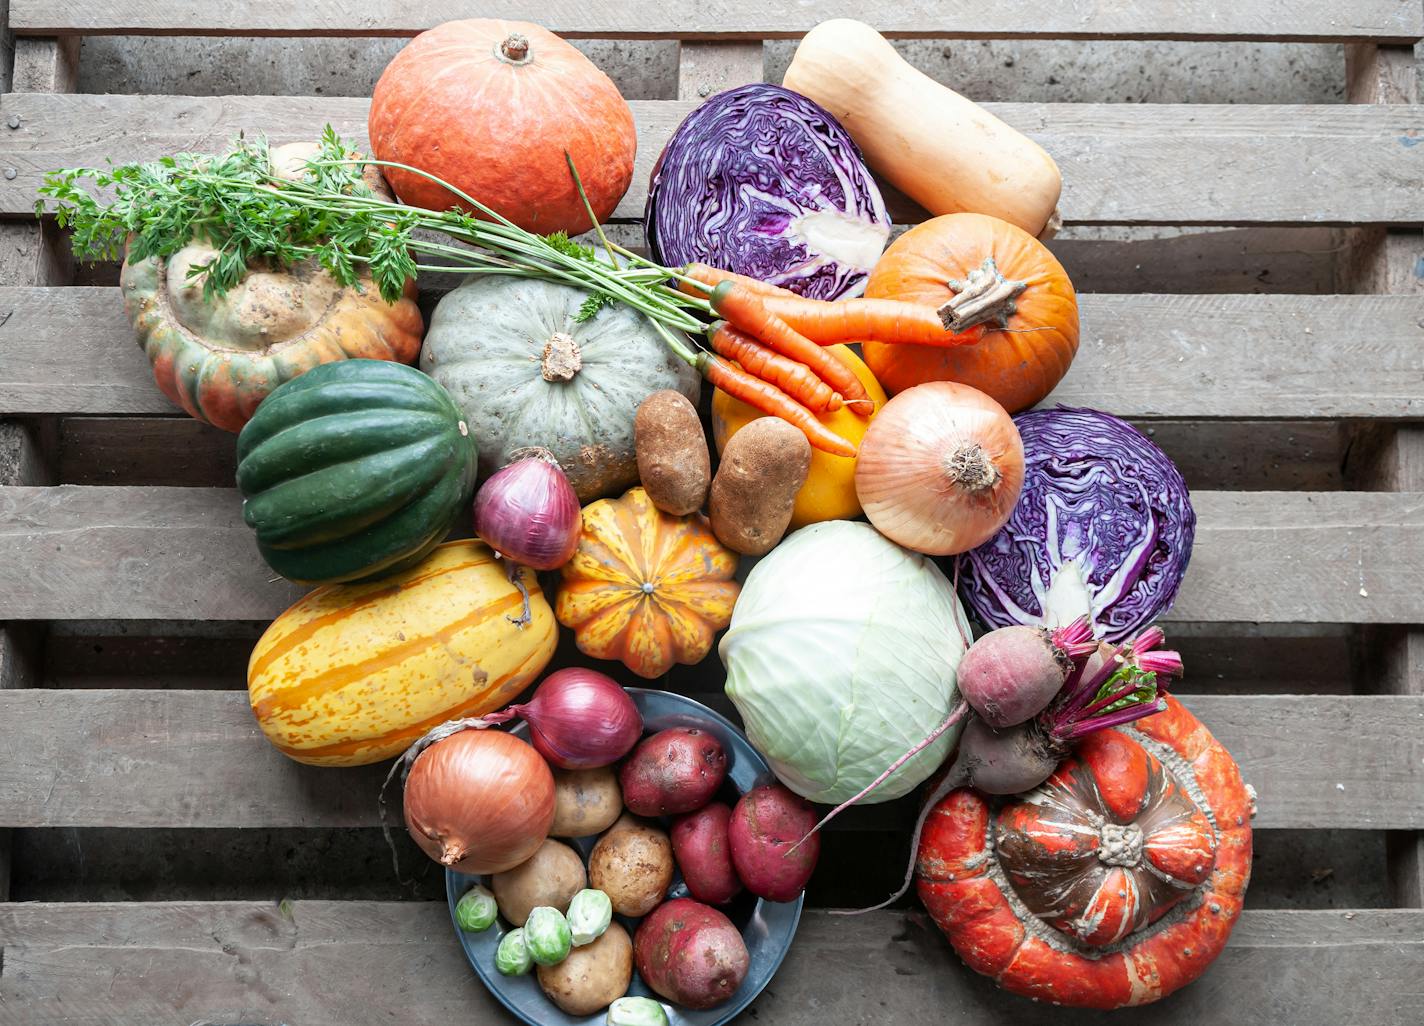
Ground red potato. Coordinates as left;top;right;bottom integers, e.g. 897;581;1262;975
729;784;820;902
634;898;749;1010
619;727;728;816
670;802;742;905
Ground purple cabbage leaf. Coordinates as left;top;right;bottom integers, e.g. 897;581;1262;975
957;408;1196;643
645;83;891;301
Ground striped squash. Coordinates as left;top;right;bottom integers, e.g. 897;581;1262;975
248;540;557;767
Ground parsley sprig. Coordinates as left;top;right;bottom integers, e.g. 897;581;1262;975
40;126;705;340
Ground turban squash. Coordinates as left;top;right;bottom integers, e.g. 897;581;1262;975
917;695;1254;1008
120;141;423;433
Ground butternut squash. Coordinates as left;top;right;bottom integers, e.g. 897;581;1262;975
783;20;1062;238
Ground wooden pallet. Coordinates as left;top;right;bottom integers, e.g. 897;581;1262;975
1;4;1422;1024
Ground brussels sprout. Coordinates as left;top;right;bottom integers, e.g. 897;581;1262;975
495;928;533;976
566;888;613;946
607;996;671;1026
455;884;498;932
524;906;573;966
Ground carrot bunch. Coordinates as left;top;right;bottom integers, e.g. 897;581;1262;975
679;265;976;458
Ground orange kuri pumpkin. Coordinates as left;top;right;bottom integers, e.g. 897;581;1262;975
556;488;739;679
862;213;1079;413
368;19;637;235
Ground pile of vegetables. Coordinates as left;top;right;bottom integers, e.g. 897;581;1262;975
40;11;1256;1016
396;681;819;1019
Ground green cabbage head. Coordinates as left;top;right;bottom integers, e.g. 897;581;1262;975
721;521;970;805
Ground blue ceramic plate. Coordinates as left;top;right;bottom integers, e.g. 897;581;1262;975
446;687;804;1026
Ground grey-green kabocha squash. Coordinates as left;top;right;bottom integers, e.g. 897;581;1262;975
420;277;700;501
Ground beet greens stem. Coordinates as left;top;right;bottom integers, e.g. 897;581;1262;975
1057;698;1168;741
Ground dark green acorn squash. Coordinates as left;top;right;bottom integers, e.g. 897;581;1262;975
236;360;477;585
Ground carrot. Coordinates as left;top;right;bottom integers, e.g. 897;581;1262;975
767;296;967;347
682;263;973;348
700;354;857;459
708;281;872;409
682;263;797;300
709;322;846;415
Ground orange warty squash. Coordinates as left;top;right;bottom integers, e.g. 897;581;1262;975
368;19;637;235
862;213;1079;413
556;488;740;679
918;695;1254;1008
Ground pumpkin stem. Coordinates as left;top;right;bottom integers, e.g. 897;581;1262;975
937;256;1028;332
540;332;582;382
944;442;999;492
499;33;531;64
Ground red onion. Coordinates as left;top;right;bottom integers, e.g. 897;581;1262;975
474;448;582;571
489;668;643;770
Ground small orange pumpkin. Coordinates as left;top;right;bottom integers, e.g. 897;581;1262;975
863;212;1079;413
556;488;739;679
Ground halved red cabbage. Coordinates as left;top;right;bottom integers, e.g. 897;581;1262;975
957;408;1196;643
645;83;891;301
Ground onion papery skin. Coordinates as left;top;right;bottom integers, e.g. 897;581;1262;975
474;451;583;571
855;381;1024;556
645;83;890;300
403;728;554;875
957;407;1196;642
512;668;643;770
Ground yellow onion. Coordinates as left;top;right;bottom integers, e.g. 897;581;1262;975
402;723;554;873
854;381;1024;556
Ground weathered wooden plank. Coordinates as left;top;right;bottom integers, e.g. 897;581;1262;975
0;690;1416;829
35;414;1347;492
677;40;763;101
1053;226;1350;294
9;0;1422;41
0;902;1420;1026
3;288;1420;420
1;486;1420;623
56;416;236;487
8;93;1424;224
9;36;78;92
50;225;1366;295
1346;43;1420;104
1377;429;1424;907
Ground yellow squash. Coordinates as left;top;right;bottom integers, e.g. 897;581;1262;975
248;539;557;767
712;345;886;528
556;488;739;679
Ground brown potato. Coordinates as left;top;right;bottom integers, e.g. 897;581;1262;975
588;813;674;917
635;390;711;515
537;921;633;1015
491;838;587;926
708;417;811;555
550;765;623;838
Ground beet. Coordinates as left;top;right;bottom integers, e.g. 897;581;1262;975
959;625;1072;727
